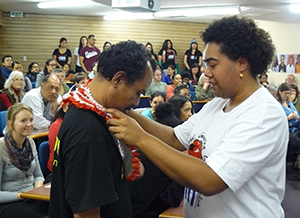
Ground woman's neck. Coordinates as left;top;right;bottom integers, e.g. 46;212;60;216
12;132;26;148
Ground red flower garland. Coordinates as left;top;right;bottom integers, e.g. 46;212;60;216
62;84;140;181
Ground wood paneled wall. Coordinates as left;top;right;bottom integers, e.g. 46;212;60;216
0;12;207;72
0;10;3;27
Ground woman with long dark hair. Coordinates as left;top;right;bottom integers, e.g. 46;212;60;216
74;36;87;73
26;62;39;83
35;59;56;88
158;39;179;73
145;42;158;61
183;38;203;71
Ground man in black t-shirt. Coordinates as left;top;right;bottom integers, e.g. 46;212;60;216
49;41;157;218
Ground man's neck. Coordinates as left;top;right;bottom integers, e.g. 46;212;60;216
88;44;94;48
87;78;107;107
154;80;161;84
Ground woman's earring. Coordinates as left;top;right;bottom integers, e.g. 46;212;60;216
239;73;244;78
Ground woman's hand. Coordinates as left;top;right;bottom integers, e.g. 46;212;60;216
105;108;148;148
17;193;24;200
288;111;298;120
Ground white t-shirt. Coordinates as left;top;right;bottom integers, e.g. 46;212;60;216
74;47;81;67
174;87;288;218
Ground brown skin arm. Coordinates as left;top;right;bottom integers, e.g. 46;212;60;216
106;109;228;196
79;56;89;74
74;207;100;218
183;55;189;69
67;56;72;65
126;109;184;151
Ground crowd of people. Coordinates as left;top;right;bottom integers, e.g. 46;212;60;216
0;15;297;218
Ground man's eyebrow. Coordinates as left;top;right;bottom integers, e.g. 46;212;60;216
204;57;218;63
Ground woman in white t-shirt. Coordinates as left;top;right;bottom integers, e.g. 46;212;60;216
74;36;87;73
106;16;288;218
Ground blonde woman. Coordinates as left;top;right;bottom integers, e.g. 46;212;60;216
0;103;48;218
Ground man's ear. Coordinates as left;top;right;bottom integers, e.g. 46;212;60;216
111;71;126;87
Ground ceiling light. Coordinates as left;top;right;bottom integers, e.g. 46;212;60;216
103;13;154;20
154;6;240;18
290;4;300;13
37;0;95;9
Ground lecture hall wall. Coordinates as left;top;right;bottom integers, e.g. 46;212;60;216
0;10;300;85
0;11;207;71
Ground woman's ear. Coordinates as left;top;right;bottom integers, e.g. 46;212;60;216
237;58;248;72
7;120;12;131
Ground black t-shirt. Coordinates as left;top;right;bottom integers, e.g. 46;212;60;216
158;49;177;70
185;50;203;68
49;105;132;218
52;48;72;67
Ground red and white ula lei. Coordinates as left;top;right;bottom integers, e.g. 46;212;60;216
62;82;140;181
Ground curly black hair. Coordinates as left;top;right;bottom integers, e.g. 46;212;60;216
201;16;275;77
97;40;157;84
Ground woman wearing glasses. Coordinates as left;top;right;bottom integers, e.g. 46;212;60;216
35;59;56;88
0;71;25;111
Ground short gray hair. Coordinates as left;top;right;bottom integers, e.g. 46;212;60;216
4;71;25;89
53;68;66;78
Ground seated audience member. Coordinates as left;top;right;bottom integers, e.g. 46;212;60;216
277;83;300;179
0;71;25;111
53;68;69;95
200;62;206;74
21;74;62;130
130;102;184;218
290;84;300;112
267;84;278;100
0;70;5;89
62;63;75;82
174;84;191;100
190;63;201;85
0;103;48;218
12;61;32;92
285;74;296;85
168;95;193;121
47;105;67;172
181;71;195;92
166;74;182;101
145;42;158;61
1;55;13;79
88;62;98;79
162;65;175;85
69;72;88;92
141;91;165;120
26;62;40;83
258;73;269;87
145;68;167;96
195;75;215;101
36;59;57;88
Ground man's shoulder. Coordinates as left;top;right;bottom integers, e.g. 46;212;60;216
24;87;40;97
